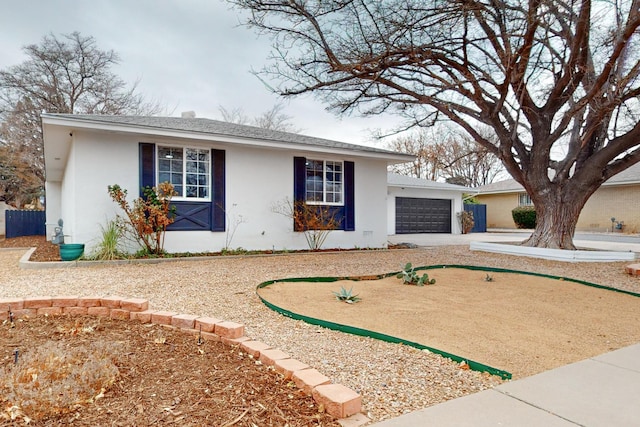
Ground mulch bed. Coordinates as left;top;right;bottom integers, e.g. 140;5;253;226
0;315;339;426
0;236;60;262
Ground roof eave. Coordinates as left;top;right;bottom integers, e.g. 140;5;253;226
41;114;416;163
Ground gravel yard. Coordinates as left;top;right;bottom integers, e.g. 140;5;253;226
1;243;639;423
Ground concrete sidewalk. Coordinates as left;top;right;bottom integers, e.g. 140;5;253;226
371;343;640;427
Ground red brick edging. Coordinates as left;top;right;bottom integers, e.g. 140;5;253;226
0;296;362;419
626;263;640;276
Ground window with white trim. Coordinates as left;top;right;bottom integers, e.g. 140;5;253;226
518;193;533;206
305;159;343;204
158;146;210;200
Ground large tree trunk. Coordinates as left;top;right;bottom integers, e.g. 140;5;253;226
521;188;590;250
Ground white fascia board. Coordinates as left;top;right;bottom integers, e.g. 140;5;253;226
41;114;415;163
388;183;471;192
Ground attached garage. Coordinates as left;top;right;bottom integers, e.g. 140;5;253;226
387;173;470;235
395;197;451;233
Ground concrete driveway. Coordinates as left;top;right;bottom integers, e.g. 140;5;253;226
388;230;640;254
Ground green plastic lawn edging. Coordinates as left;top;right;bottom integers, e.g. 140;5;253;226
257;265;640;382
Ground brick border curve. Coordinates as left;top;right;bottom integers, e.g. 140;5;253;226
0;296;362;419
626;263;640;276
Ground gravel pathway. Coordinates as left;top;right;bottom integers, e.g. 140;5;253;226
1;246;639;423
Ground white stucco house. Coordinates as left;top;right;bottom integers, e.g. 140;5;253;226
0;201;16;236
41;114;416;254
386;173;471;235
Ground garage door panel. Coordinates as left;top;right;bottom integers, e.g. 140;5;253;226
395;197;451;233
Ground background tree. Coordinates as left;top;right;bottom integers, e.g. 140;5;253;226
440;132;505;187
231;0;640;249
218;103;301;132
0;32;161;208
0;99;42;207
386;129;445;181
387;127;504;186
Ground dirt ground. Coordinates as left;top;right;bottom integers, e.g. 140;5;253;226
2;235;640;424
258;268;640;378
0;236;341;426
0;315;339;426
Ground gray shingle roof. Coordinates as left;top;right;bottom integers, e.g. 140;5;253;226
43;114;411;158
476;162;640;194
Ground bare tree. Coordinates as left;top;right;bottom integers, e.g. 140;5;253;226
387;129;446;181
439;132;505;187
218;103;301;132
388;127;504;186
0;99;43;207
230;0;640;249
0;32;162;207
218;106;252;126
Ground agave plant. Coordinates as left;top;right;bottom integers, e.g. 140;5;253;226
332;286;361;304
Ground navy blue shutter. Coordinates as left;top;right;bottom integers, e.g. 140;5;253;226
211;149;226;231
293;157;306;202
139;143;156;196
343;161;355;231
293;157;307;231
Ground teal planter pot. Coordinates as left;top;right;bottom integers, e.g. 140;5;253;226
59;243;85;261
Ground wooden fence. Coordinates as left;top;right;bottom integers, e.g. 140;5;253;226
5;210;46;238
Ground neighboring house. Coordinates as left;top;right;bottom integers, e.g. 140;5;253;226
387;173;471;235
41;114;414;254
475;163;640;233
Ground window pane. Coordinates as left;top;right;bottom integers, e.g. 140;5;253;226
186;161;197;173
159;146;211;200
305;159;344;203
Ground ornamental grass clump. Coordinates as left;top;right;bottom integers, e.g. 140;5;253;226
90;218;126;260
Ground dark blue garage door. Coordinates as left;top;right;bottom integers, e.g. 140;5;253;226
395;197;451;233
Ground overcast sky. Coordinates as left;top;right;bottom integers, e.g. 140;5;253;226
0;0;405;147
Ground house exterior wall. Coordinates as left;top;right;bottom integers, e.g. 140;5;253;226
386;187;464;234
44;182;62;239
477;185;640;232
475;193;519;229
578;185;640;233
50;129;391;254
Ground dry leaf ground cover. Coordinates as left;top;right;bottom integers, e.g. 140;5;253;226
1;235;640;424
0;314;338;426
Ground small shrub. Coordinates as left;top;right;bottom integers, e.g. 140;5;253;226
458;210;475;234
512;205;536;229
484;273;494;282
272;198;342;251
397;263;436;286
332;286;361;303
1;341;120;422
108;182;177;255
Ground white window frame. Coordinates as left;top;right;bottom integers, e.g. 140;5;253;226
305;159;344;206
157;145;211;201
518;193;533;206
